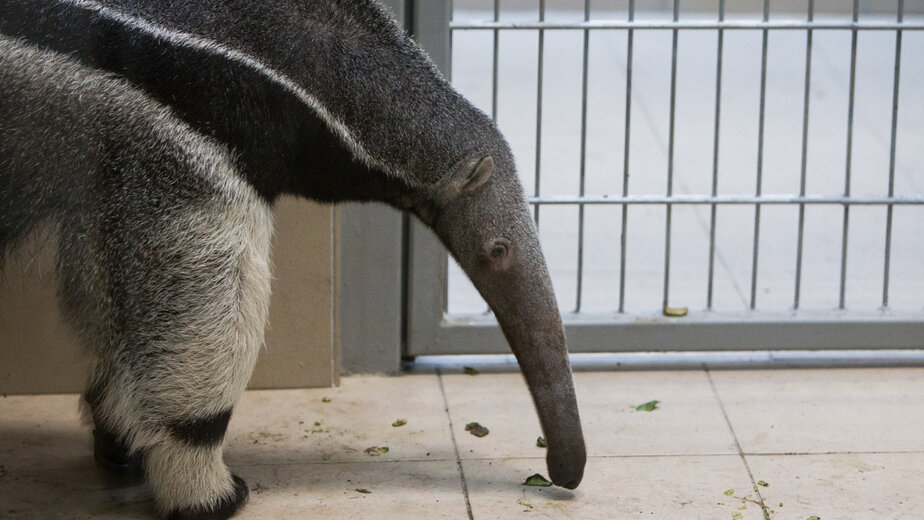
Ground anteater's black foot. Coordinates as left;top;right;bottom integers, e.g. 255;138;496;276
166;474;249;520
93;429;143;474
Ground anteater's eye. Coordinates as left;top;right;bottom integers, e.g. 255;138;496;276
484;238;511;270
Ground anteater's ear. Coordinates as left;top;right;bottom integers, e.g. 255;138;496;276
461;156;494;194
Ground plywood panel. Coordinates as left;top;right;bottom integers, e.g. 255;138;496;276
0;198;339;395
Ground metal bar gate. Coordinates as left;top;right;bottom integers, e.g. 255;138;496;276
406;0;924;356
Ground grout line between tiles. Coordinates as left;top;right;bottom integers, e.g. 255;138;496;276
230;458;462;466
437;368;475;520
705;367;772;520
228;449;924;469
744;449;924;457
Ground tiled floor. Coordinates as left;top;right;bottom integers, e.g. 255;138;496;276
1;368;923;519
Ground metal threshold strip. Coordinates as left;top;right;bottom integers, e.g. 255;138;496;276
408;350;924;372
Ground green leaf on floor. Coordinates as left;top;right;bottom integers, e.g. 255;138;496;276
355;488;371;494
465;422;489;437
322;397;331;403
463;366;480;375
392;419;407;427
633;400;660;412
522;473;553;487
807;517;821;520
363;446;389;456
723;489;735;496
757;480;769;487
536;436;547;448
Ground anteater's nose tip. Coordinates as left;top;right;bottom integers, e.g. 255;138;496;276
548;450;586;490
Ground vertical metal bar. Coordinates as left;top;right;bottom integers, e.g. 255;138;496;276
794;0;814;310
575;0;591;313
533;0;546;226
448;0;454;82
618;0;635;314
838;0;859;310
706;0;726;311
408;0;454;354
483;0;501;316
749;0;770;310
662;0;679;310
883;0;904;308
491;0;500;121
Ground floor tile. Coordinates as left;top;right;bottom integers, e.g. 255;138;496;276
226;375;456;465
463;455;764;520
710;368;924;454
0;462;154;520
745;453;924;520
234;460;467;519
0;394;152;520
442;371;738;459
0;393;88;467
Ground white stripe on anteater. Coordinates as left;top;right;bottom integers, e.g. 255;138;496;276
60;0;392;176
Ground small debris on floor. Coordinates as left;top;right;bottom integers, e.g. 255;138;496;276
807;516;821;520
536;436;547;448
465;422;489;437
522;473;552;487
355;488;371;494
363;446;389;456
634;400;660;412
663;305;688;317
392;419;407;427
517;494;534;511
322;397;332;403
463;366;479;375
723;489;735;496
757;480;769;487
732;513;743;520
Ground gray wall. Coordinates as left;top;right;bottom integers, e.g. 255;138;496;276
338;0;410;375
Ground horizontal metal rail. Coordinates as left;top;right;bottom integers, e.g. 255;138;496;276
450;20;924;31
527;194;923;205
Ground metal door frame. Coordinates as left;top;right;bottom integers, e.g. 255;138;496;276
404;0;924;357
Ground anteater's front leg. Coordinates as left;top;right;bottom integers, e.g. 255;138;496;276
87;362;252;519
62;172;274;519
